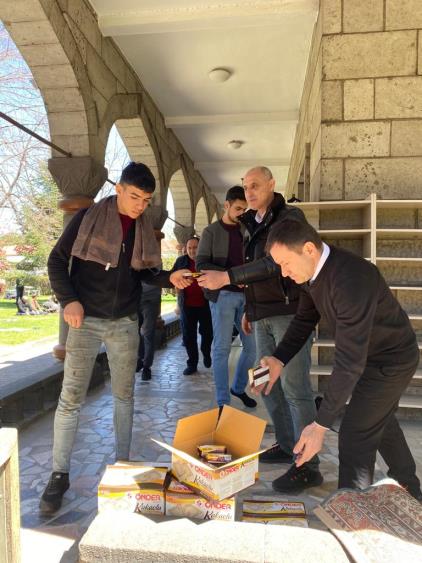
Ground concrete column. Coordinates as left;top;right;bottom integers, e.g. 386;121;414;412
48;156;108;360
288;0;422;200
173;225;195;246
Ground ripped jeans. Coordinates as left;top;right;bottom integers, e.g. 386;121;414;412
53;315;139;473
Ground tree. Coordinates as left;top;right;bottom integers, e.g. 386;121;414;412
0;22;49;229
16;165;62;272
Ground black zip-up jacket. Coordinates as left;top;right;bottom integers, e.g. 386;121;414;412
48;209;171;319
227;193;308;322
273;246;418;428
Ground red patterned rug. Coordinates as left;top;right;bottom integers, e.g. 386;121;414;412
314;480;422;563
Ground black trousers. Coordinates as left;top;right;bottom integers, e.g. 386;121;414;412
181;304;213;369
137;291;161;370
338;346;420;491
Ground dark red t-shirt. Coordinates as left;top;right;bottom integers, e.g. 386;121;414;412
119;213;134;240
184;258;206;307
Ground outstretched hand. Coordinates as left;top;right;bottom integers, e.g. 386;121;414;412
293;422;327;467
170;269;193;289
197;270;230;290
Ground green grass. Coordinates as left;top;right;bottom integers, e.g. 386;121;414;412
0;294;178;346
0;298;59;346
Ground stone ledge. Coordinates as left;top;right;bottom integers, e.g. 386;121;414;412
0;315;180;428
79;512;349;563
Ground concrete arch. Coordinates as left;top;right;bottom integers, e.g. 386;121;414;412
0;1;95;160
168;168;194;229
195;197;209;236
113;116;163;203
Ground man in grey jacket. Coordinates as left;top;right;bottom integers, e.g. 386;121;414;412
196;186;256;409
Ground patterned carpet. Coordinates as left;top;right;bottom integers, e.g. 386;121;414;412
314;480;422;562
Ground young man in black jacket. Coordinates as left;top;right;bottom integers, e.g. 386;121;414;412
198;167;321;493
40;162;190;513
259;218;422;499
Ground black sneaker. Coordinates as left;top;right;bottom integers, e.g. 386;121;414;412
39;472;70;513
141;367;152;381
183;366;197;375
203;355;212;368
230;389;257;408
259;443;293;464
272;463;323;493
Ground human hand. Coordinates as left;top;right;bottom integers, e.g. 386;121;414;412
241;313;252;335
196;270;230;290
251;356;283;396
63;301;84;329
293;422;327;467
170;269;193;289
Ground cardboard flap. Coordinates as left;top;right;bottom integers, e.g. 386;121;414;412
151;438;213;471
173;408;220;449
216;406;267;456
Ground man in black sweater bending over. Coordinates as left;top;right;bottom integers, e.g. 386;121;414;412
258;219;421;499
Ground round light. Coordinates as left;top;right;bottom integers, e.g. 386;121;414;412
227;140;243;150
208;68;232;83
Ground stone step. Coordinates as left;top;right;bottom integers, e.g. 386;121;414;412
79;512;349;563
310;365;422;380
313;338;422;349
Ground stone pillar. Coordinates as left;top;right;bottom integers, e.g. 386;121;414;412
173;225;195;247
48;156;108;360
288;0;422;201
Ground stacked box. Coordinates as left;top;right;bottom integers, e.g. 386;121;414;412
166;474;236;522
98;462;167;515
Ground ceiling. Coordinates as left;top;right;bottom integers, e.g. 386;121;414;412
89;0;318;201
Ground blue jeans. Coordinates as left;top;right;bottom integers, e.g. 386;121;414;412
53;315;139;473
210;291;256;406
254;314;318;470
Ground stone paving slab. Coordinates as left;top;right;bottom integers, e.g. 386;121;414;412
12;335;422;561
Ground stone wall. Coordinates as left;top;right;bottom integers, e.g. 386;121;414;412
0;0;219;230
287;0;422;201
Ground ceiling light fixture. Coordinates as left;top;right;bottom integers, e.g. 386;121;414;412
227;140;243;150
208;68;232;82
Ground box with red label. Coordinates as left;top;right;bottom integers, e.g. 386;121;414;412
165;474;235;521
166;491;236;521
152;405;267;501
98;462;167;515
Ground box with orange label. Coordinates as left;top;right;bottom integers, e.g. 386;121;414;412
98;462;167;515
152;405;267;501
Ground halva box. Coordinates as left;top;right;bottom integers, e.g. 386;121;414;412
242;498;308;527
98;462;168;515
152;405;267;501
165;474;235;522
166;491;236;521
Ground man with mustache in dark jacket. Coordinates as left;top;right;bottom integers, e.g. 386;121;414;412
198;167;322;493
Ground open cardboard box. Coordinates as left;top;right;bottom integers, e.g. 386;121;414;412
152;405;267;501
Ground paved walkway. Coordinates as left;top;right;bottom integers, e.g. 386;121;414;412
4;336;422;562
